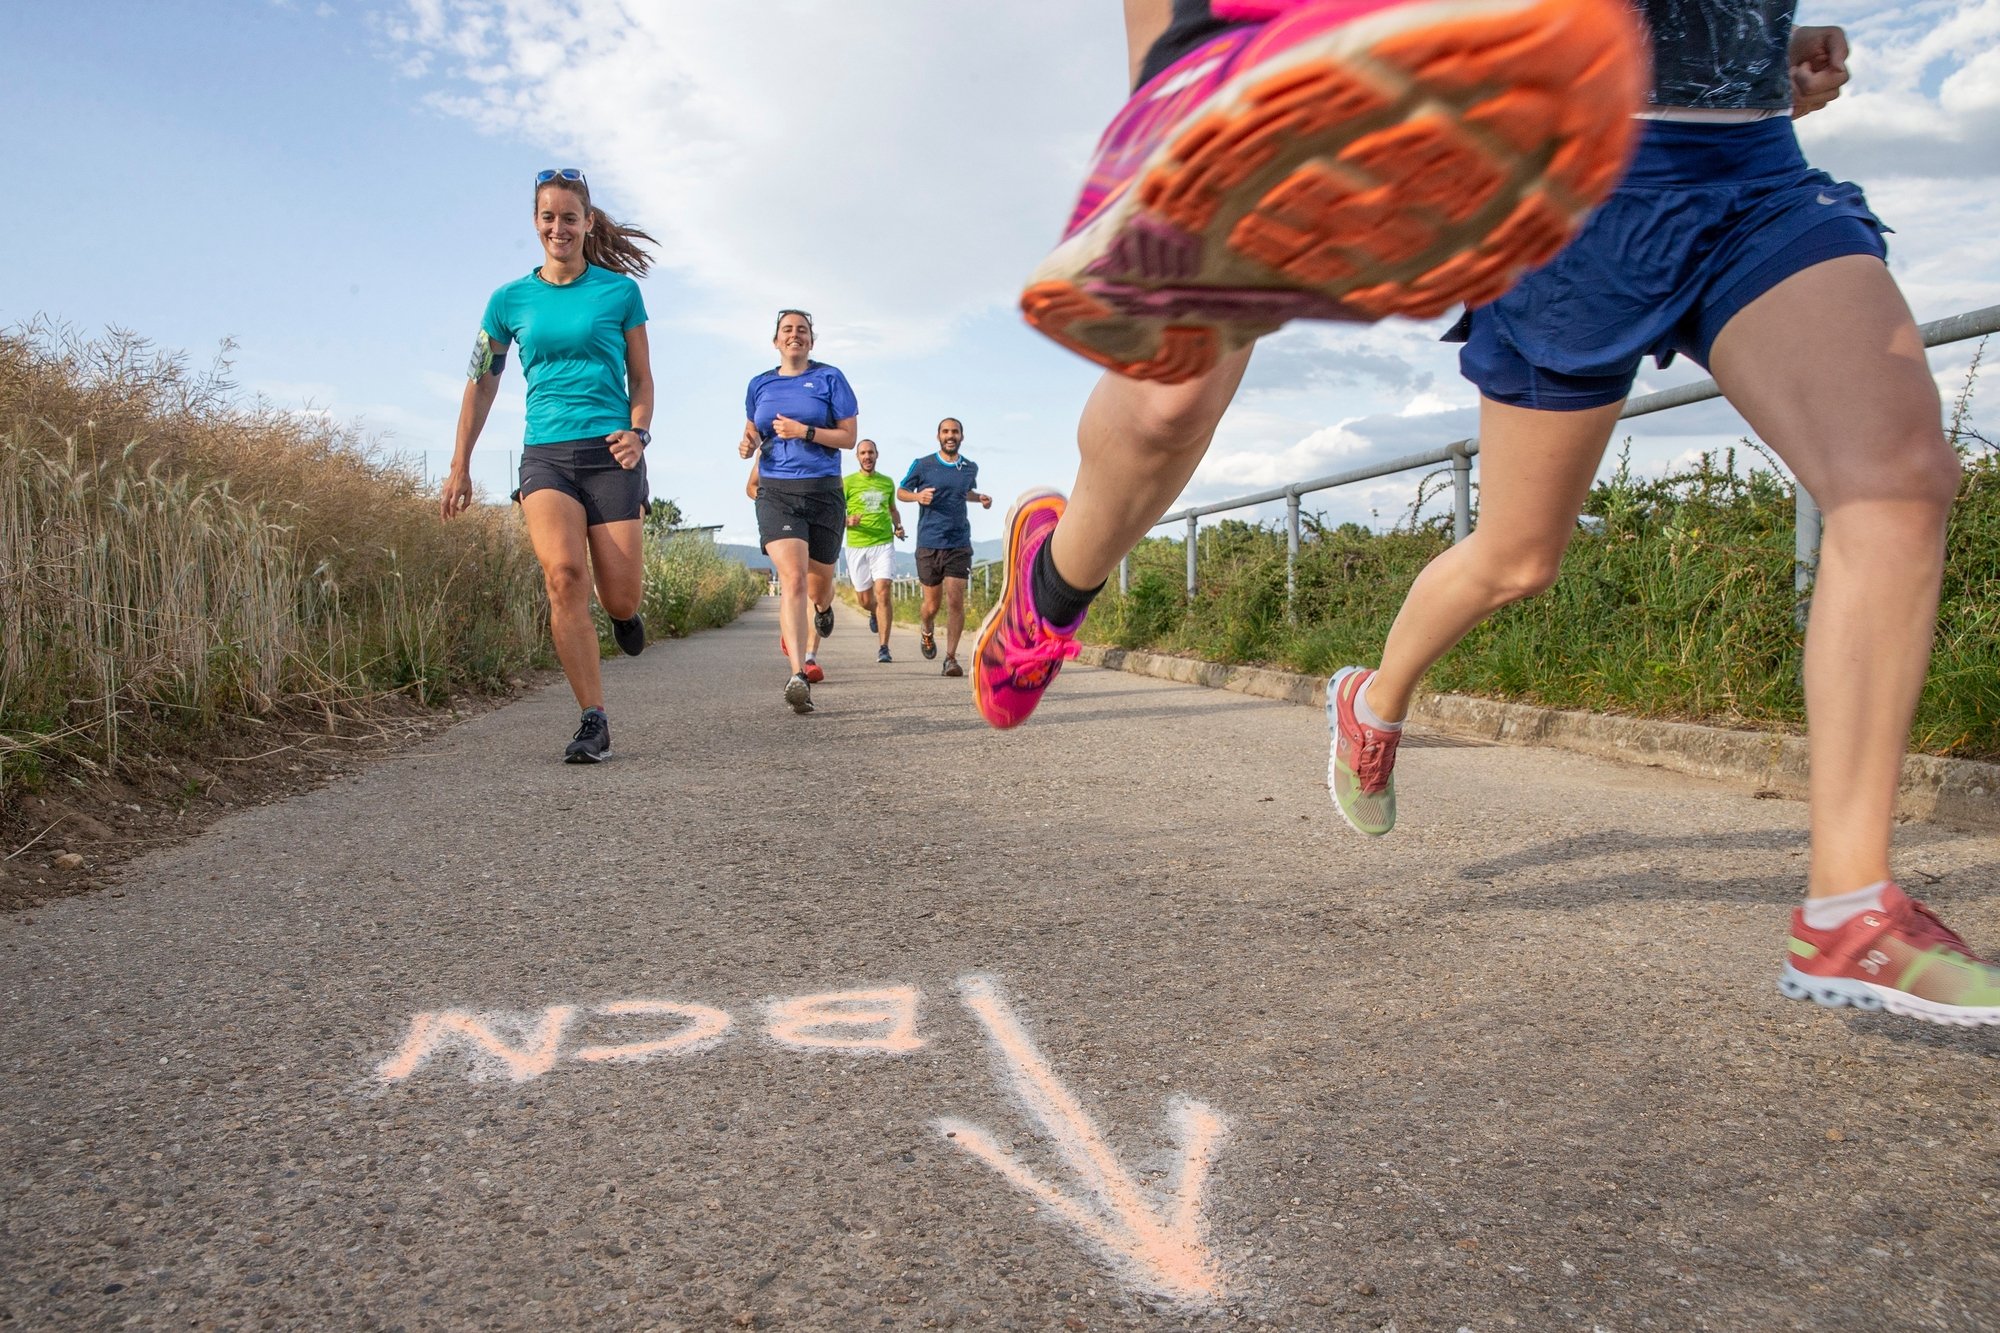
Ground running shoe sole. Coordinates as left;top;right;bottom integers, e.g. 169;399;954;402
785;676;815;714
1023;0;1644;383
973;487;1066;729
1778;962;2000;1027
612;614;646;657
920;632;938;660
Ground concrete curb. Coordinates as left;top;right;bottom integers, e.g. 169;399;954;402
1075;643;2000;831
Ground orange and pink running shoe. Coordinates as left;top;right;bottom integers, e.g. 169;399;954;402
1326;665;1401;835
1022;0;1648;383
973;490;1083;730
1780;885;2000;1026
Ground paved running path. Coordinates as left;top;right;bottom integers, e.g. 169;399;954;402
4;600;1997;1331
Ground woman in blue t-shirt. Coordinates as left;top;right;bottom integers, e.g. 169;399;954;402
736;309;859;714
441;168;657;764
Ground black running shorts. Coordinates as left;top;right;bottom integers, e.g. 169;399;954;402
756;476;845;565
517;439;648;526
916;545;973;587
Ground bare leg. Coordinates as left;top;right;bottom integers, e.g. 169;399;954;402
1705;257;1958;898
806;561;835;656
873;580;894;645
1047;349;1253;589
767;539;812;676
944;577;969;658
921;583;943;637
521;491;605;712
585;519;644;622
1366;398;1625;720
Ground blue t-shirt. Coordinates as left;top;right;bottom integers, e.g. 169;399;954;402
481;265;647;446
900;453;979;550
745;362;858;480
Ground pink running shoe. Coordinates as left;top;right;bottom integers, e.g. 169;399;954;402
1022;0;1648;383
973;490;1083;730
1780;885;2000;1026
1326;665;1401;835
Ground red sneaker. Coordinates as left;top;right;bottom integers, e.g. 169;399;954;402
802;660;825;685
1780;885;2000;1027
1022;0;1647;383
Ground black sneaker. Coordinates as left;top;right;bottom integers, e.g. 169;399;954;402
942;656;964;678
785;672;815;714
612;613;646;657
814;603;835;638
868;611;879;634
877;645;892;664
920;627;937;660
564;708;612;763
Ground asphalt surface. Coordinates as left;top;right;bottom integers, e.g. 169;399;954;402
3;600;1997;1332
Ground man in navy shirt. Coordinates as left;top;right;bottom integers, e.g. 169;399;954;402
897;417;991;676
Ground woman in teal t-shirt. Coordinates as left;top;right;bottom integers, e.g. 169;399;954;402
441;168;657;764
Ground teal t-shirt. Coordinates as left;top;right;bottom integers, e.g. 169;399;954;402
843;470;896;547
481;265;648;446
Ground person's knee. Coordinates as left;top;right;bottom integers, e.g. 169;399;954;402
1465;540;1566;605
599;585;641;621
544;560;590;607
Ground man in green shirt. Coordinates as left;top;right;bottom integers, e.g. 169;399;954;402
843;438;906;663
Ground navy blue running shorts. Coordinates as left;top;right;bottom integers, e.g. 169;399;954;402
517;439;649;526
1448;117;1889;412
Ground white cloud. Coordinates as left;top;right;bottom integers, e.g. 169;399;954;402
381;0;1120;360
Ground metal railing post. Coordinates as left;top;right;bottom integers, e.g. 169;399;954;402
1118;555;1129;596
1185;514;1198;598
1451;442;1474;543
1794;485;1821;632
1285;492;1301;622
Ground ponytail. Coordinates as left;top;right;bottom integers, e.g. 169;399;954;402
584;205;657;278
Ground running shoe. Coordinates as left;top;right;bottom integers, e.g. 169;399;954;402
878;645;893;664
814;603;836;638
869;610;880;634
942;655;964;678
920;627;938;660
1021;0;1647;383
1779;885;2000;1026
972;489;1083;730
1326;665;1400;835
803;659;825;685
612;613;646;657
564;707;612;764
785;672;815;714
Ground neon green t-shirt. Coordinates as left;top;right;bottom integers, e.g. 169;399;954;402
843;470;896;547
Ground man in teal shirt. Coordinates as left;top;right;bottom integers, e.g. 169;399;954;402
843;438;905;663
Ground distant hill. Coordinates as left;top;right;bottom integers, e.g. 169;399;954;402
717;539;1005;578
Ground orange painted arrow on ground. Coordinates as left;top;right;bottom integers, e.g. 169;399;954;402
935;976;1230;1305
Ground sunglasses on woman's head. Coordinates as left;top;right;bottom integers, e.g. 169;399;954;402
777;309;812;324
535;168;587;185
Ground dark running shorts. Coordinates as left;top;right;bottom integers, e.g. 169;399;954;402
516;439;649;526
756;476;844;565
1449;117;1889;412
916;546;973;587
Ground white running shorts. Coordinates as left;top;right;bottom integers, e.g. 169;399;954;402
846;542;895;589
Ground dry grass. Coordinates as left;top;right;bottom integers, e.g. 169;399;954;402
0;322;549;800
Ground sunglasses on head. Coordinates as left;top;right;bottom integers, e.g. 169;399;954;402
777;308;813;325
535;167;587;186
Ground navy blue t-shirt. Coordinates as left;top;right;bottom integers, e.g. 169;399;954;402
900;453;979;550
1642;0;1796;110
744;362;858;480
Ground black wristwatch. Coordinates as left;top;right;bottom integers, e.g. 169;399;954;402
631;427;651;447
804;425;817;444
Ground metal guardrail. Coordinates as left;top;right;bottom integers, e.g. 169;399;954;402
1130;303;2000;615
888;559;1001;601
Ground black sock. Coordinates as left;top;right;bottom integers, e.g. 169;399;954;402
1135;0;1254;88
1031;541;1104;628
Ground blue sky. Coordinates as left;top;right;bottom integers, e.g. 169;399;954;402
8;1;1998;549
